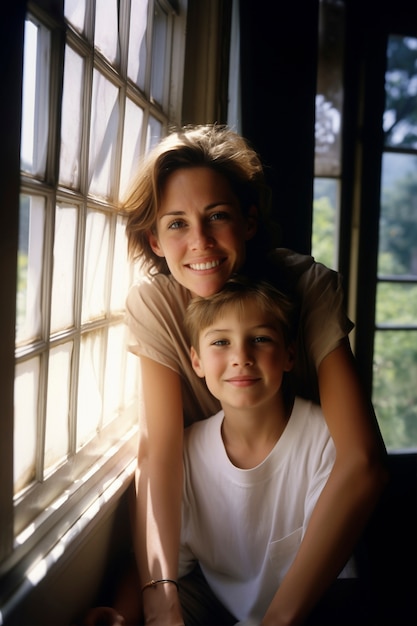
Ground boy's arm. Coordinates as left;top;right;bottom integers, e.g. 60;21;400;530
261;341;388;626
135;357;185;626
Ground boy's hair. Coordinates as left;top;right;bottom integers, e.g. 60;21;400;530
185;275;298;354
122;124;273;275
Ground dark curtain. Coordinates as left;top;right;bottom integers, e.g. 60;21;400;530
238;0;319;254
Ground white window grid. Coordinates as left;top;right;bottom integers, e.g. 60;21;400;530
1;0;185;582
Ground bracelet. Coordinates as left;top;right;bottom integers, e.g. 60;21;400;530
141;578;179;593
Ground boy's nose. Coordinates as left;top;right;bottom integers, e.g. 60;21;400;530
232;345;254;367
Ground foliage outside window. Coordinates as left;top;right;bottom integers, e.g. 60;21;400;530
373;35;417;450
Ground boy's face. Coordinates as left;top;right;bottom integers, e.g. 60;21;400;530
147;166;257;297
190;300;294;413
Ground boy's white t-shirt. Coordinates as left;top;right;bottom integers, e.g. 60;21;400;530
179;397;340;623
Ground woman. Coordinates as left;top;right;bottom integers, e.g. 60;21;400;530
122;124;387;625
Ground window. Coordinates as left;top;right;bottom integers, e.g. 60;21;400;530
312;0;345;271
1;0;185;610
373;35;417;450
313;2;417;452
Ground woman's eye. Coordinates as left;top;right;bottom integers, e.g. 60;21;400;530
209;211;229;221
168;219;185;230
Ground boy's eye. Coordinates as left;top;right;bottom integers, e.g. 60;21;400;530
212;339;229;346
253;336;272;343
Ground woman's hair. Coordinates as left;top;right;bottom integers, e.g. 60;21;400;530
122;124;275;275
185;275;298;354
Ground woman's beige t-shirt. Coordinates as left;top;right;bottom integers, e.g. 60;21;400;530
125;249;354;427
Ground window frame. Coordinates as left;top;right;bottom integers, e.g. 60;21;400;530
0;0;187;611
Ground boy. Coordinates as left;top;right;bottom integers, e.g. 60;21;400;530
179;276;353;626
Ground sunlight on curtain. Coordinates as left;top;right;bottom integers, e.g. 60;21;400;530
103;324;127;425
59;46;84;188
82;210;110;322
150;4;168;105
111;216;131;310
64;0;86;33
16;195;45;344
145;116;162;153
44;343;72;474
95;0;119;64
119;98;144;200
127;0;148;89
50;205;78;332
20;19;50;176
88;70;119;198
76;331;103;449
14;358;40;493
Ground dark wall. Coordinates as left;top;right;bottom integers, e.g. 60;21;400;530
239;0;319;254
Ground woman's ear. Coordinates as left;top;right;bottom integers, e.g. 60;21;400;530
245;205;258;241
147;230;165;257
190;346;205;378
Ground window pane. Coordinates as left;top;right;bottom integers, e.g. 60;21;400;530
119;98;144;200
312;178;339;270
376;282;417;326
145;115;162;153
111;216;130;310
384;35;417;149
127;0;149;89
378;153;417;277
314;0;344;177
88;70;120;198
16;195;45;345
373;330;417;449
14;358;40;494
82;210;110;322
125;350;140;408
95;0;119;64
77;331;103;449
64;0;86;33
50;205;78;333
59;46;84;188
21;19;50;176
103;324;126;425
44;343;72;474
150;3;168;104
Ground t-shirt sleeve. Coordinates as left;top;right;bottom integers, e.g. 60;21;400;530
267;250;354;402
124;276;189;375
296;258;354;369
270;249;354;368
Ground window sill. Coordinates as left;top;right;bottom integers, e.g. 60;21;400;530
0;425;138;625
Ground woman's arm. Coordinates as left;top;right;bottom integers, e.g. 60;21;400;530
261;340;388;626
135;356;186;626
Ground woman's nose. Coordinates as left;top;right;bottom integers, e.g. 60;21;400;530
190;223;215;249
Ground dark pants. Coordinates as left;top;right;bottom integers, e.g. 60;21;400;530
179;566;371;626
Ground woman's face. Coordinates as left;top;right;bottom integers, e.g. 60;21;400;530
148;167;257;297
